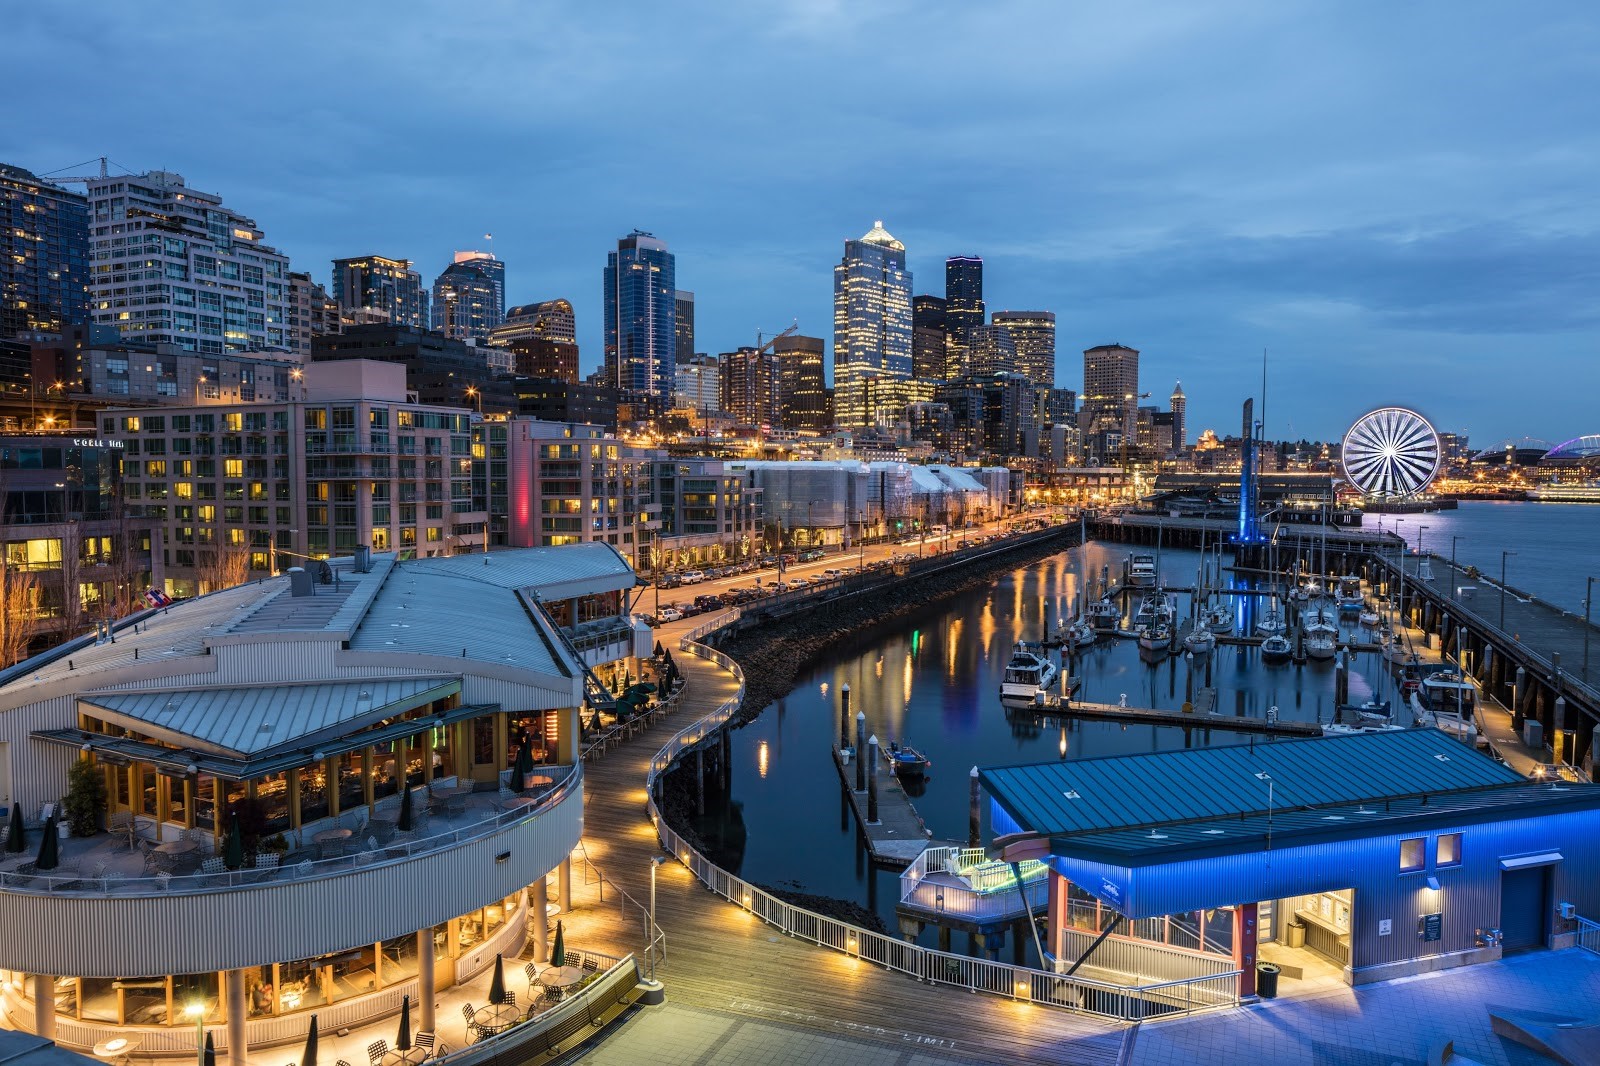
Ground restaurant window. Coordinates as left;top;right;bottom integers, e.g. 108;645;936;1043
374;742;400;800
258;771;291;833
194;775;215;831
1436;833;1462;868
299;763;331;824
171;971;222;1022
381;933;420;986
166;775;187;825
337;752;364;813
1400;837;1426;872
473;717;495;765
138;766;158;817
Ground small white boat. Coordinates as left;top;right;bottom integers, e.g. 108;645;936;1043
1382;634;1413;666
1261;634;1293;664
1182;626;1216;655
1323;719;1406;736
1086;597;1120;630
1204;603;1234;634
1065;618;1097;649
1128;554;1157;587
1000;643;1059;702
1256;606;1287;637
1358;606;1381;628
1305;629;1338;661
1412;694;1477;741
1420;670;1477;715
1138;623;1172;653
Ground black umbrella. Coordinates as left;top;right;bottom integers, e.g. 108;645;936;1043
300;1014;319;1066
203;1032;215;1066
487;954;505;1005
35;814;58;871
4;803;24;853
628;682;658;695
223;814;244;870
397;780;413;832
512;743;534;795
395;996;411;1051
551;921;566;969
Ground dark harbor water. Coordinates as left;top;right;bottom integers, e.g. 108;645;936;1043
694;501;1599;933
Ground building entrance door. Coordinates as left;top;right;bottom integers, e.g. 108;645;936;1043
1500;867;1549;951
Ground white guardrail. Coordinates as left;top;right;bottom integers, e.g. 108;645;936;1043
662;628;1239;1022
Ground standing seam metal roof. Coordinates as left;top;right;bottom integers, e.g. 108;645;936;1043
980;730;1527;838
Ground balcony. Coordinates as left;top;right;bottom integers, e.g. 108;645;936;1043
0;766;582;978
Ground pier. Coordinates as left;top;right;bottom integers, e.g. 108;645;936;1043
1009;689;1323;737
831;746;954;868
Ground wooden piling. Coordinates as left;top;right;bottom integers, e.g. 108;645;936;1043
855;711;867;793
968;767;981;849
866;735;880;824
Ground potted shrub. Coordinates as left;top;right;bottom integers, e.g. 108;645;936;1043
63;758;108;838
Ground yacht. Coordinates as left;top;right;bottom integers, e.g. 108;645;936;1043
1336;576;1364;616
1256;603;1287;637
1000;643;1059;702
1260;633;1293;664
1128;554;1158;587
1133;591;1174;626
1058;617;1097;649
1182;625;1216;655
1204;602;1234;634
1138;622;1172;654
1358;605;1381;628
1419;670;1477;715
1305;627;1338;661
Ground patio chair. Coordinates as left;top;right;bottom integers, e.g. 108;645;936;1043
460;1003;475;1025
255;851;280;869
502;991;517;1010
414;1032;435;1055
524;962;539;999
200;857;226;874
108;812;135;850
336;1060;353;1066
365;1040;386;1065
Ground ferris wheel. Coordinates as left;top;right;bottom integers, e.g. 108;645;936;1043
1341;406;1441;499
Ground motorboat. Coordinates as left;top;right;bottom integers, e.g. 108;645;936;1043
1382;633;1415;666
1128;553;1158;587
1000;643;1059;702
1411;694;1477;741
1419;670;1477;715
1335;698;1393;727
1302;599;1338;635
886;741;931;778
1336;576;1364;615
1086;597;1121;630
1260;634;1293;664
1358;606;1381;628
1133;591;1174;626
1182;625;1216;655
1204;603;1234;634
1323;719;1406;736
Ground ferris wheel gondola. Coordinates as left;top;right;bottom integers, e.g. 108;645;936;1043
1341;407;1441;499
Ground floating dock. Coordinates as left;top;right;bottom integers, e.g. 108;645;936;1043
832;747;956;868
1011;688;1323;737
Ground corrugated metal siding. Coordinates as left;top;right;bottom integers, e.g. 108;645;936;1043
1055;807;1600;973
0;781;582;978
0;693;82;817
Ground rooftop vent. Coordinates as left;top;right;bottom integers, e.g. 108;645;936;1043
288;566;313;598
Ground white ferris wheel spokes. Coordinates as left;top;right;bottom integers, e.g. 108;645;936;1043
1341;407;1440;499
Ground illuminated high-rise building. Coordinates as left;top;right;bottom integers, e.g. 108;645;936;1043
774;334;828;431
331;255;428;330
944;255;984;377
1081;342;1141;446
832;221;912;430
674;290;695;364
431;256;502;342
1;163;89;338
911;295;947;381
603;230;676;398
992;310;1055;388
720;346;780;428
1171;380;1187;450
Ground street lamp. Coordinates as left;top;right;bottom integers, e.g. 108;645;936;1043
1450;536;1464;602
1500;550;1517;630
464;385;483;416
648;855;667;980
1584;575;1594;681
185;1000;206;1066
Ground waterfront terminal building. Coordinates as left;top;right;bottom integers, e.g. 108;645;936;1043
981;730;1600;999
0;544;649;1060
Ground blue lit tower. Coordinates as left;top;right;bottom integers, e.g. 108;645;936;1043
1237;397;1262;542
604;231;676;397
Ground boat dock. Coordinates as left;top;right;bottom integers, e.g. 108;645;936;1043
1008;688;1323;737
831;746;953;868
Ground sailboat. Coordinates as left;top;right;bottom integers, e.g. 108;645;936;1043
1182;624;1216;655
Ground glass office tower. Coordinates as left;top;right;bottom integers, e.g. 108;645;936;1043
832;221;912;430
603;231;676;398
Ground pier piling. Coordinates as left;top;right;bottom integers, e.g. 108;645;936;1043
839;683;851;751
968;766;981;849
855;711;867;793
867;735;880;824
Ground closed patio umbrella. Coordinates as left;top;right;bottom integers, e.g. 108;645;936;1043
395;996;411;1051
202;1032;215;1066
5;803;24;853
487;954;505;1005
628;682;658;695
551;921;565;968
512;743;534;795
397;780;413;832
223;814;244;870
35;814;59;870
299;1014;319;1066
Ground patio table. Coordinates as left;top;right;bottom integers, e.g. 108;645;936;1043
153;838;197;856
382;1047;429;1066
538;965;584;995
93;1035;142;1066
470;1002;520;1037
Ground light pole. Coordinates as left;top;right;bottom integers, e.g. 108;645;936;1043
185;1001;206;1066
1417;524;1429;582
1500;550;1517;631
1582;574;1594;680
648;855;666;979
1393;519;1406;628
1450;536;1464;602
465;385;483;417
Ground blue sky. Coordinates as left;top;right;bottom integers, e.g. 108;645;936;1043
8;1;1597;446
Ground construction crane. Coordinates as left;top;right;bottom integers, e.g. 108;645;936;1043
39;157;115;184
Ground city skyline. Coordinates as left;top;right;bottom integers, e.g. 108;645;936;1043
5;2;1596;443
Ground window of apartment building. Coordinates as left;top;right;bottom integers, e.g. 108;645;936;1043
305;409;326;430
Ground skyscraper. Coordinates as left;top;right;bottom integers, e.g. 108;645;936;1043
86;170;289;352
968;324;1017;378
1081;342;1141;446
720;346;781;428
452;250;504;317
490;299;576;347
911;295;947;381
331;255;428;330
674;290;695;364
1;163;89;339
287;271;339;358
774;334;829;431
431;258;502;341
1170;381;1187;450
944;255;984;378
604;231;676;397
833;221;912;430
992;310;1056;388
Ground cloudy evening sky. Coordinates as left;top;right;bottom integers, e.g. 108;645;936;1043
8;1;1598;446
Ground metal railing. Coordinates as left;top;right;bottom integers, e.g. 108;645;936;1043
899;869;1048;922
0;765;580;896
905;845;1049;894
658;623;1238;1022
1577;916;1600;956
1057;925;1238;984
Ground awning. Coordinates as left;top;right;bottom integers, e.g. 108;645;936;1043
1500;851;1563;870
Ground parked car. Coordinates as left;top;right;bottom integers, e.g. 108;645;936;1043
657;607;683;622
675;601;701;617
680;569;706;584
660;574;682;589
694;594;723;611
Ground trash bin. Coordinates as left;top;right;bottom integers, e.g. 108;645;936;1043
1256;962;1281;999
1286;920;1306;948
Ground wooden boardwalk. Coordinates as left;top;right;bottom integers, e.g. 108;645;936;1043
574;623;1130;1065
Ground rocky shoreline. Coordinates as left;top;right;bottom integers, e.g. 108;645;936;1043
657;530;1081;925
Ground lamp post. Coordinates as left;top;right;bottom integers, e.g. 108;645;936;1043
1393;519;1406;628
648;855;666;980
1500;550;1517;631
1583;574;1594;681
465;385;483;417
1450;536;1464;602
185;1001;206;1066
1418;524;1429;584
